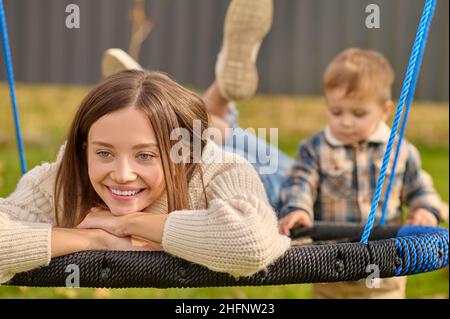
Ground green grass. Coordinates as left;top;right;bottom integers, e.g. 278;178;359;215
418;144;449;203
0;83;448;298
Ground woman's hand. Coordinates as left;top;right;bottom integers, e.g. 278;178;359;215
51;227;161;259
77;207;165;249
77;207;127;237
100;230;163;251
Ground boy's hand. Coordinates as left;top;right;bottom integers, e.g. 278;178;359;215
278;210;313;236
406;208;439;226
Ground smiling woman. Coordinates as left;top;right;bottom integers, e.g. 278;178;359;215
0;70;291;284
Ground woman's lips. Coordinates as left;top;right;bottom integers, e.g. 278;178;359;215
106;186;146;201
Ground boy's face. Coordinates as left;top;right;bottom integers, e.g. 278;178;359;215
325;88;392;145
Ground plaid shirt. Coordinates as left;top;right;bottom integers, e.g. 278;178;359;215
279;122;447;224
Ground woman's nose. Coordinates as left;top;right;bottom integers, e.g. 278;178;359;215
111;158;137;183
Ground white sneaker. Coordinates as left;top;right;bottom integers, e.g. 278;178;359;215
215;0;273;101
101;48;143;78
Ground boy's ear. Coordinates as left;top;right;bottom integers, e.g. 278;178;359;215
382;100;394;119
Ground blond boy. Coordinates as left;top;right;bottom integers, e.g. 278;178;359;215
278;48;447;298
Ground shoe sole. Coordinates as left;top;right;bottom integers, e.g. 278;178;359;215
218;0;273;100
101;48;142;78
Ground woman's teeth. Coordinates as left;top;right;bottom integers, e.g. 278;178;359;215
110;188;141;196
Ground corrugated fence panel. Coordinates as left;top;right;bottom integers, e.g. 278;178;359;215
0;0;448;101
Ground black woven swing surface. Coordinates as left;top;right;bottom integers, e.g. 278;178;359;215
7;223;448;288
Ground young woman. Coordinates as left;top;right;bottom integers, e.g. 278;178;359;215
0;70;290;284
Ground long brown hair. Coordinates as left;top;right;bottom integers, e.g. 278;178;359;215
55;70;209;227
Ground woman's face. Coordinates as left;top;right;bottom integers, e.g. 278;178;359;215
87;107;166;216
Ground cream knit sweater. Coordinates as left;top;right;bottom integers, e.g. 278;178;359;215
0;141;291;284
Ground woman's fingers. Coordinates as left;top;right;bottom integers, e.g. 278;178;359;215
77;208;123;236
102;231;161;251
131;236;163;251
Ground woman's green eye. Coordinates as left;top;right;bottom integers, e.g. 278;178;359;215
97;151;111;158
138;153;154;161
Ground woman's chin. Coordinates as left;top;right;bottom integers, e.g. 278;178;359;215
108;205;139;216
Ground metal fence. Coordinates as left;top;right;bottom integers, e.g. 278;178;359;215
1;0;448;101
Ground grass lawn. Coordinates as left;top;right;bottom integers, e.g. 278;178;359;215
0;83;448;299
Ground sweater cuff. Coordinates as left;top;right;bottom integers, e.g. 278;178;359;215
0;221;52;283
161;209;213;261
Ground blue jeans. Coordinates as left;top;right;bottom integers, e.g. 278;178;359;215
222;104;294;212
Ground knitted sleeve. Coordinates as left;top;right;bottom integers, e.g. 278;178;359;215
161;161;291;278
0;160;59;283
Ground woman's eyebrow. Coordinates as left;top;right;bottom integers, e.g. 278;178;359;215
91;141;158;149
132;143;159;150
91;141;114;148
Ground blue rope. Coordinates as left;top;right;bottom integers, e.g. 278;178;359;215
379;1;436;225
394;231;448;276
0;0;27;174
360;0;436;243
394;226;448;276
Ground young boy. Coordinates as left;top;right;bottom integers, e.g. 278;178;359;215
278;48;448;299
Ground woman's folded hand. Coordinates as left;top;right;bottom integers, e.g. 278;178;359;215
76;207;164;251
77;207;127;236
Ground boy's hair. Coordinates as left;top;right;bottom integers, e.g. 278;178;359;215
323;48;395;104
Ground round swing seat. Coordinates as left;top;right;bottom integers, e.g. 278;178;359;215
7;224;448;288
